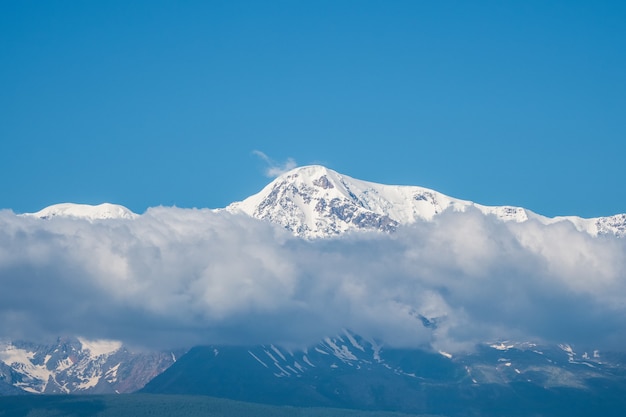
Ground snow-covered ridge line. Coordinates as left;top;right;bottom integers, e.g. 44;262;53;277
23;203;138;221
20;165;625;237
226;165;626;238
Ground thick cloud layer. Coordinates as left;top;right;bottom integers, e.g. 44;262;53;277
1;207;625;352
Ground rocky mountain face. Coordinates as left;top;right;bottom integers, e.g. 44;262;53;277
0;337;180;394
142;332;626;416
227;165;626;238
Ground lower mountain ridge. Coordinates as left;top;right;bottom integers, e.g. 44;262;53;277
2;332;626;416
141;332;626;416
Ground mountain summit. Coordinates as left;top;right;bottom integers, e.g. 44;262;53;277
227;165;625;238
25;203;138;221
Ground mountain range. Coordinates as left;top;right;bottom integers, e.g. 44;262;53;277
3;165;626;415
22;165;626;238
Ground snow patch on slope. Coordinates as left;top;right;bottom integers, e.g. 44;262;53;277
0;342;52;392
0;338;176;394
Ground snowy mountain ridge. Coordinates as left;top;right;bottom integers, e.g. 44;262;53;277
227;165;626;238
24;202;138;221
22;165;625;238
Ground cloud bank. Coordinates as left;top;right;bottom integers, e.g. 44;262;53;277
1;207;625;352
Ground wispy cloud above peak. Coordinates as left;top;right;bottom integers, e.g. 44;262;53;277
253;150;297;178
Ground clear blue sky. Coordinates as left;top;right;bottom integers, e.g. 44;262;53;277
1;1;624;218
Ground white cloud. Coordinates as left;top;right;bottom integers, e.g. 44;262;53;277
0;207;625;352
253;150;297;177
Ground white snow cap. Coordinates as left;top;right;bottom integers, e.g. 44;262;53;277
25;203;138;221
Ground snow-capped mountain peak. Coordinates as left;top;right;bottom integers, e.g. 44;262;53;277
24;203;138;221
227;164;462;238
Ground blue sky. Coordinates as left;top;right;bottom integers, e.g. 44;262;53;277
1;1;625;218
